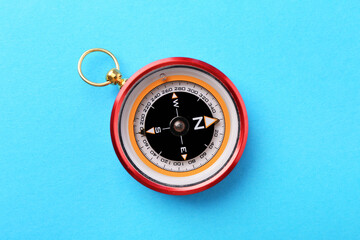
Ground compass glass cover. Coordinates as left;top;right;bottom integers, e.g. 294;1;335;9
118;65;240;187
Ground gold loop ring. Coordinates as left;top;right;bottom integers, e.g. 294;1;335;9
78;48;120;87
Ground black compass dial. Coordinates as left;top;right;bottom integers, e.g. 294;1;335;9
143;92;215;161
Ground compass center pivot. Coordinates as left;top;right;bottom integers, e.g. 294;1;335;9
174;120;185;132
170;116;189;136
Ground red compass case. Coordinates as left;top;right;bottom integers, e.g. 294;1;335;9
109;57;248;195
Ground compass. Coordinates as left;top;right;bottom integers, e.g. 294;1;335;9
78;49;248;195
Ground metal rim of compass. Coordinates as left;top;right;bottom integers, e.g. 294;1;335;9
110;57;248;195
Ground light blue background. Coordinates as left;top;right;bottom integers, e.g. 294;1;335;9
1;0;359;239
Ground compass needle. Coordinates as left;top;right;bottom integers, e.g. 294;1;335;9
146;127;155;134
204;116;220;128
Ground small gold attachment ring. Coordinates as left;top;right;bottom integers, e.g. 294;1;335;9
78;48;120;87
